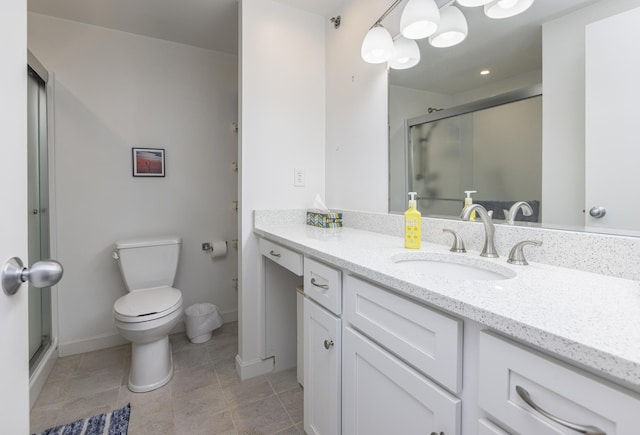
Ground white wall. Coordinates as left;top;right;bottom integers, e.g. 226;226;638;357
28;13;239;355
325;0;389;212
542;0;640;226
238;0;326;378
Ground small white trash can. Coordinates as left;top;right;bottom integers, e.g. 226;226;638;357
184;303;223;344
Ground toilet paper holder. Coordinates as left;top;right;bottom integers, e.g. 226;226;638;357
202;241;228;255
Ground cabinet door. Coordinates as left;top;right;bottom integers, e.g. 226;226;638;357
342;327;460;435
304;298;341;435
344;275;462;393
585;6;640;234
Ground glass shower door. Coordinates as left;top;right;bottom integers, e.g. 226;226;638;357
27;66;52;371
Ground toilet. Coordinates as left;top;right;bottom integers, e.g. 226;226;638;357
112;236;184;392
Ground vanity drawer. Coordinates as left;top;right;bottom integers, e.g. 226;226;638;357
478;418;510;435
344;275;462;393
479;331;640;435
304;257;342;315
259;238;303;276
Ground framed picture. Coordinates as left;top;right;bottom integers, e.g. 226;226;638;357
132;148;165;177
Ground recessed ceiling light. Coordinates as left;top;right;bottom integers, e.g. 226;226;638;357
480;69;491;75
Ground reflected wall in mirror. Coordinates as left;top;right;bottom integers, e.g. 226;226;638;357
388;0;640;236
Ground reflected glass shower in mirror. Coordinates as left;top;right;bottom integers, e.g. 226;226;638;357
402;89;542;222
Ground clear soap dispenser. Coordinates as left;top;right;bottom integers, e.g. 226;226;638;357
404;192;421;249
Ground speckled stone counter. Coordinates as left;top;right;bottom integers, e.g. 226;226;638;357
254;216;640;392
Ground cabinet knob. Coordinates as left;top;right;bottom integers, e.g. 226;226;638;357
589;206;606;218
324;339;334;350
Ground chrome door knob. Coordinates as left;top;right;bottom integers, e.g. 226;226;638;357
589;206;606;218
2;257;63;295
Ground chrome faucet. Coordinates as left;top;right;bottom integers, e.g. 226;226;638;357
506;201;533;225
460;204;498;258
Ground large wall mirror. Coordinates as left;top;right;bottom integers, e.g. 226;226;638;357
388;0;640;237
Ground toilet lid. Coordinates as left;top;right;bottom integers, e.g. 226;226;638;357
114;286;182;322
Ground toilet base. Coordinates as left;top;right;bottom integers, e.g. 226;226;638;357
128;336;174;393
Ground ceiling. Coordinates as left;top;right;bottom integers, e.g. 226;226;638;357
388;0;601;94
27;0;343;55
27;0;600;94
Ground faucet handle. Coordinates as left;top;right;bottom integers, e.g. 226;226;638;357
443;229;466;253
506;201;534;224
507;240;542;265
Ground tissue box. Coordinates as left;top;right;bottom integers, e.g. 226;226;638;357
306;210;343;228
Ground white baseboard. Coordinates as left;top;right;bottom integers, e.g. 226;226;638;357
29;338;59;408
221;309;238;323
236;354;274;380
59;333;128;357
59;309;239;357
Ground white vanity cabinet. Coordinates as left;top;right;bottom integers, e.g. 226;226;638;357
342;275;462;435
479;331;640;434
303;257;342;435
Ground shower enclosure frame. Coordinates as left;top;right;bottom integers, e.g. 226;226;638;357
27;50;60;409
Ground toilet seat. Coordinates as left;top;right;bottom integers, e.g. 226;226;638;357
114;286;182;323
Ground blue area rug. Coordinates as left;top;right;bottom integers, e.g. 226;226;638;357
33;403;130;435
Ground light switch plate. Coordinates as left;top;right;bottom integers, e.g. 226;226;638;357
294;168;305;187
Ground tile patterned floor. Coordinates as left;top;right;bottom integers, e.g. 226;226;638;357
30;322;304;434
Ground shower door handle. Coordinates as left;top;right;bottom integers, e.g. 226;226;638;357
1;257;63;296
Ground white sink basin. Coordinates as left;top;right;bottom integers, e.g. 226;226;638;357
391;252;516;281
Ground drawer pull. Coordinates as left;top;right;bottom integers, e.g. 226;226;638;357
516;386;606;435
324;339;334;350
269;250;281;258
310;277;329;290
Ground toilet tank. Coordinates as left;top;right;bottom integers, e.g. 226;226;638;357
115;236;181;291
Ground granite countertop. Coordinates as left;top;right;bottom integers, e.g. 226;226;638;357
254;222;640;391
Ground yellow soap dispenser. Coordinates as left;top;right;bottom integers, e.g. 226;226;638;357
464;190;477;222
404;192;421;249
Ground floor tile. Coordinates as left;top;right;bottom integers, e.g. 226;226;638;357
29;322;294;435
33;378;69;408
77;346;126;374
273;425;302;435
266;368;299;394
171;363;220;397
213;358;241;387
47;354;82;382
117;383;172;409
277;386;303;425
127;394;175;435
56;387;120;426
223;376;274;408
66;366;123;400
208;342;238;364
173;383;228;426
231;395;293;435
30;404;62;434
173;345;211;371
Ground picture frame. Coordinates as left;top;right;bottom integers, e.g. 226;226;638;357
132;147;165;177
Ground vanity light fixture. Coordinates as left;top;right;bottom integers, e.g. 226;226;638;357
361;24;395;64
389;36;421;69
429;5;468;48
361;0;534;66
456;0;491;6
400;0;441;40
484;0;534;19
480;69;491;75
